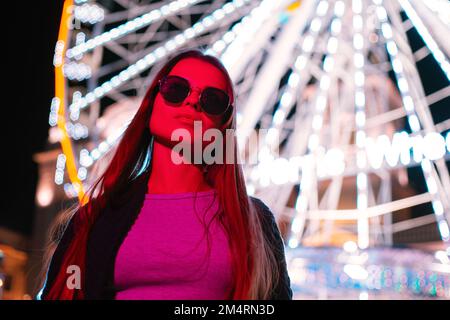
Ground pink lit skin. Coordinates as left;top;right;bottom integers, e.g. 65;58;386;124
147;57;230;194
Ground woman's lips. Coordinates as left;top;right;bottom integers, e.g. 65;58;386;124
177;117;195;124
175;114;200;124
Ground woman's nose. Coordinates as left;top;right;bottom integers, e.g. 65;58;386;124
185;88;202;111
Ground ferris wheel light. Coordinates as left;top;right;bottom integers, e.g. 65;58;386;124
353;15;363;30
174;34;187;46
331;18;342;34
272;109;286;125
326;37;338;55
118;70;130;82
56;153;66;169
155;47;167;59
94;87;104;98
100;82;112;95
317;0;329;16
202;16;215;28
432;200;445;217
213;8;225;20
287;72;300;87
73;123;89;140
91;148;101;160
160;4;170;15
356;149;367;169
354;53;364;68
63;183;79;198
376;6;387;21
80;149;93;167
353;34;364;50
288;237;299;249
280;92;292;107
143;53;156;65
77;167;87;181
302;35;314;52
438;221;450;240
397;77;409;93
408;114;421;132
98;141;109;153
164;40;177;52
354;71;365;87
233;0;244;8
355;110;366;127
352;0;362;14
312;115;323;130
357;192;368;210
356;131;366;148
446;131;450;152
127;65;139;77
49;97;60;127
291;216;304;234
74;4;105;25
357;172;368;190
334;0;345;16
381;22;393;39
223;3;235;14
55;170;64;185
110;76;120;88
422;132;447;160
355;91;365;107
222;31;235;44
426;176;438;195
85;93;96;104
310;18;322;33
193;22;205;33
295;55;307;70
135;60;146;72
391;58;403;73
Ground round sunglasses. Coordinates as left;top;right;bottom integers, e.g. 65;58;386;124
158;75;231;116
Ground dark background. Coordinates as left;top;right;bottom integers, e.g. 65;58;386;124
3;2;64;236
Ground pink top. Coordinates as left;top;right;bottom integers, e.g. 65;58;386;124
114;189;233;300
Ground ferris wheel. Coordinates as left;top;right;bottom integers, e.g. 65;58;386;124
50;0;450;258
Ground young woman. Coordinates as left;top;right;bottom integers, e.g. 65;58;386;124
38;49;293;300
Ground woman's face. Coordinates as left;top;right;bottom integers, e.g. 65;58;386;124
149;57;231;150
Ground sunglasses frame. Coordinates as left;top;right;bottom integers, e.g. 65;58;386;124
157;75;232;117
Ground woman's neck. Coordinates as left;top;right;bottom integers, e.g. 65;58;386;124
147;139;213;194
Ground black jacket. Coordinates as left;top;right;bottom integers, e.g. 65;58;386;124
39;174;293;300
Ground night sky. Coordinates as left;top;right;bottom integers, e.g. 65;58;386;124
1;2;448;237
3;2;64;236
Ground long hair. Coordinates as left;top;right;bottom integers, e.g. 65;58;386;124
41;48;280;300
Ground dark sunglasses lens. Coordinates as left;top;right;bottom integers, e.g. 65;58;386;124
160;76;190;103
200;88;230;115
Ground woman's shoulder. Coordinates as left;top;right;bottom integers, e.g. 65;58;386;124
248;196;277;225
248;196;283;243
248;195;294;300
